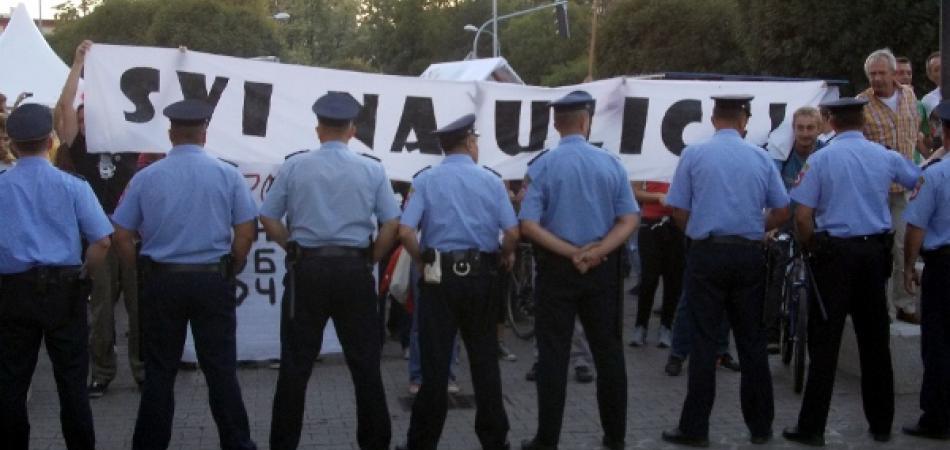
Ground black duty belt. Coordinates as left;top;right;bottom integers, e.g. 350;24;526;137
922;245;950;259
150;262;222;274
824;232;893;245
300;246;369;259
430;249;497;276
1;265;82;283
696;235;762;248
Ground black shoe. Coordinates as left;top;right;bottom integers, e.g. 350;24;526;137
520;438;557;450
870;431;891;442
782;426;825;446
665;356;684;376
602;435;624;449
525;363;538;382
718;353;741;372
575;365;594;383
88;381;108;399
661;428;709;447
902;423;950;440
394;446;408;450
750;430;773;444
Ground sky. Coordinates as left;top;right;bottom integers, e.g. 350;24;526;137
1;1;57;20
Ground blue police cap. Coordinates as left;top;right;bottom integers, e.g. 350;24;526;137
549;90;595;111
934;100;950;123
163;99;213;125
6;103;53;142
711;94;754;116
819;97;868;113
432;114;477;137
312;92;361;124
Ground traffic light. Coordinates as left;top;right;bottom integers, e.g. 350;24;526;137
554;2;570;38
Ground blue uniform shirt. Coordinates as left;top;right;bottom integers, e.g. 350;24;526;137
666;129;789;241
790;131;921;237
519;135;639;246
0;156;114;273
904;159;950;250
260;141;401;248
401;154;517;252
112;145;258;264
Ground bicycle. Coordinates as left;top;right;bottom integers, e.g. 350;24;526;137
505;242;536;340
772;232;810;394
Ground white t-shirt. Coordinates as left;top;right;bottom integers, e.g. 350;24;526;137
922;88;941;116
881;90;900;112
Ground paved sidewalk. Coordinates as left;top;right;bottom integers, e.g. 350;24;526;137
25;290;945;450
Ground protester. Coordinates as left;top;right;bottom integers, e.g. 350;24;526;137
922;52;942;116
0;115;15;170
897;56;915;88
778;107;824;191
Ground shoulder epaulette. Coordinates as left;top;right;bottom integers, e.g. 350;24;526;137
284;150;308;161
922;158;943;171
66;171;87;181
360;152;381;162
0;169;6;175
482;165;502;178
218;158;238;167
412;165;432;178
527;149;549;166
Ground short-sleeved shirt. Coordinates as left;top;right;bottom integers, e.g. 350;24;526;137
637;181;673;220
903;159;950;250
666;129;789;241
0;156;113;273
519;134;639;246
259;141;400;248
401;154;517;252
790;131;921;238
112;145;258;264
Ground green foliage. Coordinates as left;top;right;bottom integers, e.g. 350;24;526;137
276;0;364;69
501;2;593;85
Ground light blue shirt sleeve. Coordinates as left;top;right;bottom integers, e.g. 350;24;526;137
374;171;401;223
259;164;290;220
76;181;114;242
518;176;544;222
495;180;518;230
111;176;143;232
790;158;821;208
765;161;791;209
230;170;258;225
400;179;426;229
613;162;639;215
903;173;935;229
665;150;693;211
891;152;923;189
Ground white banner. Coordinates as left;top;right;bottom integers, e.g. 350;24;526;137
82;44;831;360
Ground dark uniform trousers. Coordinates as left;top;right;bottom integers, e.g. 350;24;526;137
407;265;510;450
0;270;95;450
678;240;773;438
132;270;256;450
270;255;391;450
916;249;950;432
797;237;893;435
636;219;685;328
534;251;627;446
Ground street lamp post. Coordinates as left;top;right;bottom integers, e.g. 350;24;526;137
466;0;568;59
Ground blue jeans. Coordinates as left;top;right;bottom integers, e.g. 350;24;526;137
408;266;458;384
670;290;731;360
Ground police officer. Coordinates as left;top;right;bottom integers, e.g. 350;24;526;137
661;95;789;447
783;98;921;446
261;92;399;450
111;100;258;450
519;91;639;450
0;104;113;450
395;114;519;450
900;100;950;441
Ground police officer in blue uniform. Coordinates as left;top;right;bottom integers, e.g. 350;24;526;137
783;98;921;446
395;114;519;450
662;95;789;447
900;100;950;441
0;104;112;450
519;91;640;450
111;100;259;450
261;92;400;450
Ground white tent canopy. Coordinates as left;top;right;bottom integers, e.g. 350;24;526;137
0;3;68;106
420;57;524;84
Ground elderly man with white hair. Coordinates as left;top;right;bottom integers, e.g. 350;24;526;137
856;48;923;324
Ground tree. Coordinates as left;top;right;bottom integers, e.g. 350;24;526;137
52;0;101;22
500;1;593;85
275;0;364;69
596;0;747;78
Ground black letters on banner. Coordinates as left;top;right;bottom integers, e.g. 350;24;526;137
390;96;440;154
769;103;787;133
120;67;160;123
243;82;273;137
620;97;649;154
661;99;702;157
176;71;229;111
494;100;549;155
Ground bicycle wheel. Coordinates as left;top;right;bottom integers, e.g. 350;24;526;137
780;283;794;365
793;282;809;394
506;272;535;340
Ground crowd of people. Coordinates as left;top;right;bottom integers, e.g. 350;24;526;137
0;39;949;450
